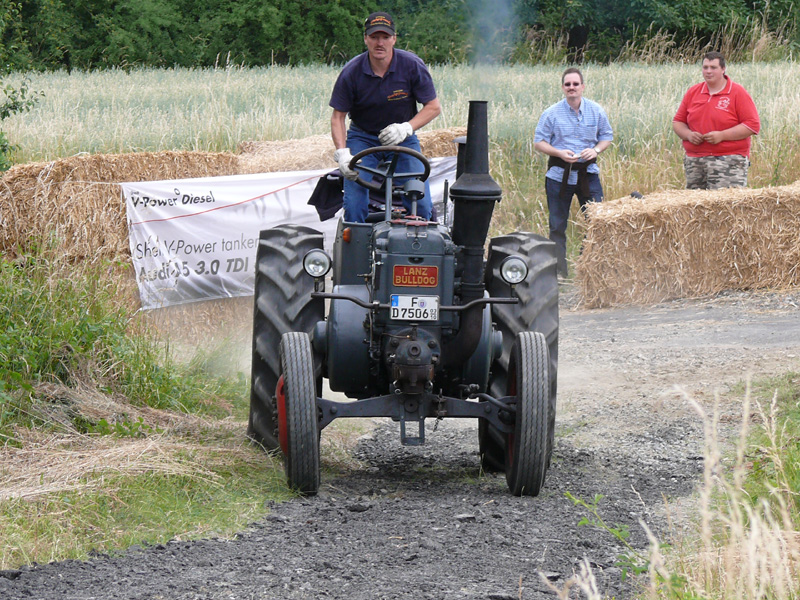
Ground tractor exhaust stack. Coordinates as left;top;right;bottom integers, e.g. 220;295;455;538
443;100;502;367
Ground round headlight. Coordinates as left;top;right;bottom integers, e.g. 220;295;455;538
500;256;528;285
303;249;332;278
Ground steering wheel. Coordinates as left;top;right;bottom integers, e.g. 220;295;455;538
349;145;431;193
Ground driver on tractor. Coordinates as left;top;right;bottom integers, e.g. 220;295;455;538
330;11;441;223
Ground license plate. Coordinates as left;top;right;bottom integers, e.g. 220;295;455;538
390;295;439;321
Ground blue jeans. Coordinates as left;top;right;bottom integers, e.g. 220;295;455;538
344;127;433;223
545;174;604;274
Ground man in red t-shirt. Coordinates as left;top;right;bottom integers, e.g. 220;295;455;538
673;51;760;189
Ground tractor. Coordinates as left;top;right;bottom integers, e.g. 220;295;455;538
247;101;559;496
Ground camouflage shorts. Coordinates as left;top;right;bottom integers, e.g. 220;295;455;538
684;155;749;190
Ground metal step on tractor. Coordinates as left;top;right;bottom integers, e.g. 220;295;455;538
247;100;559;496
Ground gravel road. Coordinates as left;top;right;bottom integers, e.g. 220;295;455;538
2;286;799;600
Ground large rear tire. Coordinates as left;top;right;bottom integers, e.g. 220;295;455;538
505;332;550;496
248;225;324;450
482;232;559;470
279;332;320;495
478;419;505;473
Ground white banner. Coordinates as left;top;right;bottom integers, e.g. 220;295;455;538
122;157;457;310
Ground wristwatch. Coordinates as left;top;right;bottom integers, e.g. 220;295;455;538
593;146;602;154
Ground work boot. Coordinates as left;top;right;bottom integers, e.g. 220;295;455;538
556;252;569;279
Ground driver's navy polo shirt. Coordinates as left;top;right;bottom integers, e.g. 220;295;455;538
330;48;437;135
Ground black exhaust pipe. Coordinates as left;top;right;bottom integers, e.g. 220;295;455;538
443;101;501;367
454;135;466;179
450;101;502;255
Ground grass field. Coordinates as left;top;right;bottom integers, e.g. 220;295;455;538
1;63;799;593
4;61;800;239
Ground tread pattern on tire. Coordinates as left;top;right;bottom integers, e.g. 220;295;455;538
280;332;320;495
248;225;324;450
506;331;550;496
481;232;559;472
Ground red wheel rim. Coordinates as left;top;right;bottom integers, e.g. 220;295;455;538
276;375;289;454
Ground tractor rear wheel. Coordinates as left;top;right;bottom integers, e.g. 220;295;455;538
478;419;505;473
248;225;324;451
505;332;550;496
279;332;320;495
482;232;558;471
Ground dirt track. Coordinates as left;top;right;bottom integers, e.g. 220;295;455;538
2;286;799;599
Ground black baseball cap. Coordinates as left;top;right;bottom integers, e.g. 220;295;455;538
364;12;395;36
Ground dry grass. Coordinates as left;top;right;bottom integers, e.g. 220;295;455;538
576;182;800;308
650;389;800;599
0;435;222;501
0;375;242;501
138;296;253;357
33;378;224;436
546;387;800;599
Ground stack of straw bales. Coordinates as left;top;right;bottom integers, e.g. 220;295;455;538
577;182;800;308
0;151;239;262
0;128;465;263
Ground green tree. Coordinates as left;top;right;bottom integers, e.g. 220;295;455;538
0;78;40;170
277;0;371;64
518;0;797;62
2;0;798;69
15;0;75;70
386;0;471;64
0;0;32;69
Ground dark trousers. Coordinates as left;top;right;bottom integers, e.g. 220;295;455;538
343;127;432;223
545;174;604;276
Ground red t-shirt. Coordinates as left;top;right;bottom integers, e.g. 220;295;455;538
673;76;760;157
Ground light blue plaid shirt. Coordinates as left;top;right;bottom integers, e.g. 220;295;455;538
534;98;613;186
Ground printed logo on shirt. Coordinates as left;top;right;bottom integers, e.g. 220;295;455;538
716;97;731;111
388;89;410;101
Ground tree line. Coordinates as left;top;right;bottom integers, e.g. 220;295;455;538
0;0;797;71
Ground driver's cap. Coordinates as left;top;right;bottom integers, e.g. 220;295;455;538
364;12;395;36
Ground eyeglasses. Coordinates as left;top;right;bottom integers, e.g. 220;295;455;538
563;82;582;87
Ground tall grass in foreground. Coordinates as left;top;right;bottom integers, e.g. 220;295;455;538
4;61;799;238
0;254;291;568
0;255;234;431
551;380;800;599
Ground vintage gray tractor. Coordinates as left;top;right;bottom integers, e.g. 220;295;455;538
248;101;559;496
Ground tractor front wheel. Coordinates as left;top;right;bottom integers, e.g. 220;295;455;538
279;332;320;495
505;331;550;497
483;232;559;472
248;225;324;451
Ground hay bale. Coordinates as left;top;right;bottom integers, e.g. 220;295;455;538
0;127;465;263
417;127;467;157
0;151;239;262
236;126;466;173
576;182;800;307
237;134;333;173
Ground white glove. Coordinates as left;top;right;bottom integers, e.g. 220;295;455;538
378;122;413;146
333;148;358;181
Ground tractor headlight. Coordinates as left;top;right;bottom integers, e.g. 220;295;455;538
500;256;528;285
303;249;332;278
